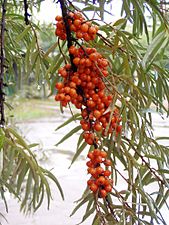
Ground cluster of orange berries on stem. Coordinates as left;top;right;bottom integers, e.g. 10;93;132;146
87;149;113;198
55;12;98;41
55;45;122;145
55;10;122;199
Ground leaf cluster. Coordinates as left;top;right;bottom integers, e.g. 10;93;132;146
0;127;64;213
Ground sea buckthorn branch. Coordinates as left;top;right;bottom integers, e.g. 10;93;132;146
58;0;77;72
0;0;7;126
55;0;122;207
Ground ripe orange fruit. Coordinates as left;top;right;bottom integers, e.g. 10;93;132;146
74;19;81;28
104;170;111;177
100;151;107;158
97;176;106;185
100;189;107;198
93;110;101;119
94;123;102;132
73;57;80;65
104;159;112;166
90;183;98;192
55;82;63;90
104;185;112;193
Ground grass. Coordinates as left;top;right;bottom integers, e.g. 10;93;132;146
6;97;60;122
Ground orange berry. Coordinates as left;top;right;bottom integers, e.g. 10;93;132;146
65;95;71;102
104;159;112;166
88;26;96;34
55;15;62;21
87;152;94;160
79;58;86;65
96;167;104;175
76;31;83;39
93;110;101;119
83;33;91;42
93;149;101;156
100;189;107;198
81;123;90;131
55;82;64;90
95;156;103;163
87;179;94;186
97;176;106;185
87;100;96;108
74;12;82;20
73;57;80;65
69;88;77;97
58;93;65;101
70;24;77;31
86;138;94;145
90;183;98;192
81;23;89;32
94;123;102;132
86;160;93;167
104;185;112;193
74;19;81;28
89;53;98;61
85;58;92;67
69;46;76;55
100;151;107;158
64;86;70;94
69;81;76;88
104;170;111;177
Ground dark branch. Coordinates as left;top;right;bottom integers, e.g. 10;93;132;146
23;0;30;25
0;0;7;126
58;0;76;72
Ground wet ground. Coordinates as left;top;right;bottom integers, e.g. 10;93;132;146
0;110;169;225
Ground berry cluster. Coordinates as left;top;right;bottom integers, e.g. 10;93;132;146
87;149;113;198
55;46;122;144
55;12;122;199
55;12;98;41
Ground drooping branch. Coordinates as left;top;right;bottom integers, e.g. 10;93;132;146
0;0;7;126
58;0;77;72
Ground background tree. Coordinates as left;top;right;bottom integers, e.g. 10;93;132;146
0;0;169;224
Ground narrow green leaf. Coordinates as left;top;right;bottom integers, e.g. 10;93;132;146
55;125;82;147
15;25;31;42
70;193;93;217
70;141;87;166
43;169;64;200
55;113;81;131
142;31;168;68
77;206;95;224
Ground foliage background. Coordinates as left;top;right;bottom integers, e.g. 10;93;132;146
0;0;169;224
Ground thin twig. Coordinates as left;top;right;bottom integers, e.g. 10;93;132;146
58;38;67;64
124;137;165;184
94;195;108;225
0;0;7;126
30;23;41;53
105;197;119;222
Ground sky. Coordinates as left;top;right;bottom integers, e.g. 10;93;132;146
34;0;123;24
